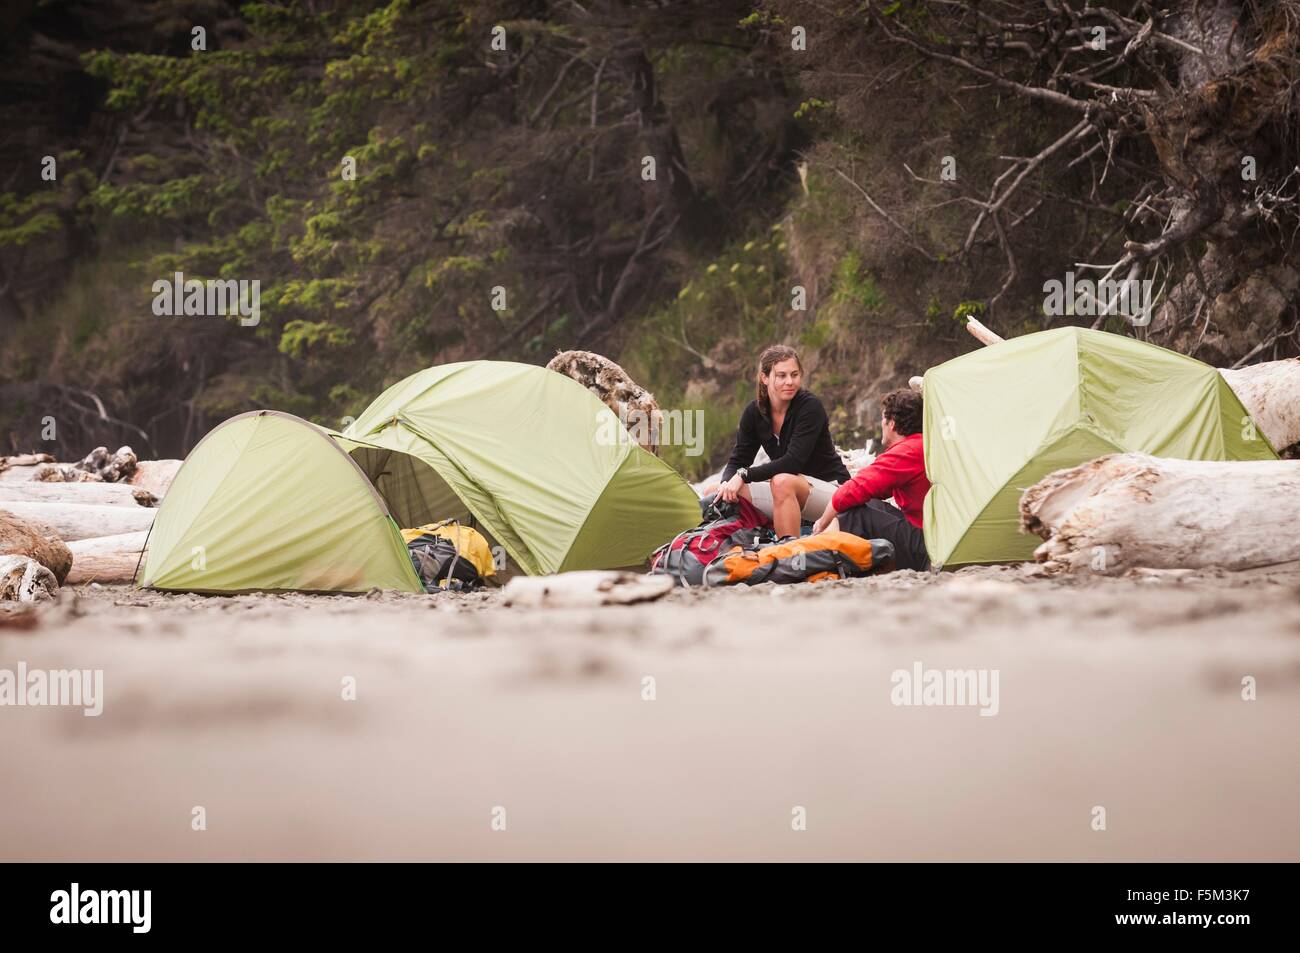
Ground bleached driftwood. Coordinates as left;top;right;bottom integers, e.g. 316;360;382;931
965;316;1005;347
128;459;182;496
66;531;150;557
1020;452;1300;574
0;508;72;583
0;482;156;507
547;350;663;455
66;553;141;585
1219;358;1300;453
0;453;54;470
0;502;154;542
504;571;673;608
0;555;59;602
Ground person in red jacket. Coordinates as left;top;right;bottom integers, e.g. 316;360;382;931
811;387;931;571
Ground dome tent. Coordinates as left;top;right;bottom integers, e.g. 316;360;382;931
141;361;701;593
922;327;1279;569
140;410;421;593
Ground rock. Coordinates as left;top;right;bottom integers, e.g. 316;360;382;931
0;508;73;584
0;555;59;602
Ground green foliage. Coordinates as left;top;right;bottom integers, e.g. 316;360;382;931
621;230;791;479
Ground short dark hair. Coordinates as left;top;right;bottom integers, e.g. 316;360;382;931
881;388;923;436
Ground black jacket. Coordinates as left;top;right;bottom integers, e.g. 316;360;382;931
721;390;850;485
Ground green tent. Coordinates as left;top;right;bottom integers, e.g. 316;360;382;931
141;361;701;593
922;327;1279;569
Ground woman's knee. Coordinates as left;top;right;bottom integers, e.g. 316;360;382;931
770;473;805;500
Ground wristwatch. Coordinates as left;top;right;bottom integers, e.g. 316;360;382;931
736;467;750;483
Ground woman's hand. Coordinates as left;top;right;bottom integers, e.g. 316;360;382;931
718;473;745;503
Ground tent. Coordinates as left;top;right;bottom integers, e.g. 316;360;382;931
140;361;701;593
922;327;1279;569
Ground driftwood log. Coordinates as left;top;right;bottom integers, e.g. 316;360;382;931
1020;452;1300;574
1218;359;1300;455
66;552;142;585
31;445;138;483
0;453;54;471
0;508;72;583
0;555;59;602
67;531;150;557
64;531;149;585
504;571;673;608
0;482;156;507
0;502;154;542
127;459;182;497
546;350;663;455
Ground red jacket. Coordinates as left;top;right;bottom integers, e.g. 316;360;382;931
831;432;930;528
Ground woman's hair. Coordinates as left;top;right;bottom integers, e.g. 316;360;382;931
755;345;803;417
881;388;924;436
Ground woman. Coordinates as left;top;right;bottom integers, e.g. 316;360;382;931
716;345;850;538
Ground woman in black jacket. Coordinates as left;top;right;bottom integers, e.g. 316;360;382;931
716;345;850;537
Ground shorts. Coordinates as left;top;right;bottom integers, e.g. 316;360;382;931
746;474;841;523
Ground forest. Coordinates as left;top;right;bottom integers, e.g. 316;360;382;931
4;0;1298;475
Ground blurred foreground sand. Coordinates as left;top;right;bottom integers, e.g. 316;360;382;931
2;563;1298;861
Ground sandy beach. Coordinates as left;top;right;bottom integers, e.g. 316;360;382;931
3;563;1298;862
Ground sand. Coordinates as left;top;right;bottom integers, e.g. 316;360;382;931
2;563;1298;861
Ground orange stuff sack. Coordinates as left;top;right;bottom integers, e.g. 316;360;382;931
701;531;895;587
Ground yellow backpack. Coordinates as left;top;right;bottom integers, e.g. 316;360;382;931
401;520;496;588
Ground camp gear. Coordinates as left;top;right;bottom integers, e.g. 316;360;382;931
922;327;1280;569
649;496;776;586
403;520;494;591
836;499;929;572
701;530;895;586
140;361;701;593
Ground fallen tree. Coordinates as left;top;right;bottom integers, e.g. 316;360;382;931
0;508;72;583
64;531;149;585
1020;452;1300;574
0;482;156;507
66;552;141;585
66;531;149;557
0;502;154;542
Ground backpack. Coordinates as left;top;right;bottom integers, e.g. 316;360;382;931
648;496;777;586
701;530;895;587
402;520;495;592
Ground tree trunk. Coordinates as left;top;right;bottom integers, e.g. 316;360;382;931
0;482;156;506
1219;358;1300;454
0;502;154;541
66;531;149;557
66;552;142;585
1020;452;1300;574
128;460;182;497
